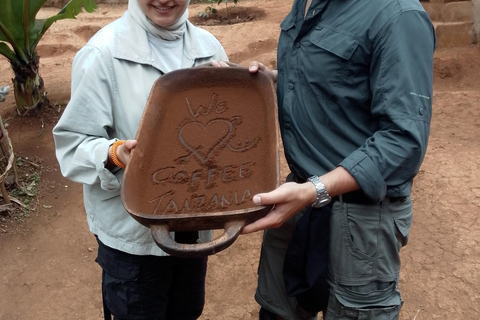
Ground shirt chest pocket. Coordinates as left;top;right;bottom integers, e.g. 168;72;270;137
301;27;361;88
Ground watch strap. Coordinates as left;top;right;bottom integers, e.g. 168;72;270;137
307;175;331;208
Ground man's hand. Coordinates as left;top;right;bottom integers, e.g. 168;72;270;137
242;181;316;234
242;167;361;234
248;61;277;83
211;60;278;83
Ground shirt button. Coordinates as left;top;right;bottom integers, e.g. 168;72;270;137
288;83;294;90
285;123;291;130
419;107;425;115
295;43;300;49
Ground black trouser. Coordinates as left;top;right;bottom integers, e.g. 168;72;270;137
96;234;207;320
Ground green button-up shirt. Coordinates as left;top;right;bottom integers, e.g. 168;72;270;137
277;0;435;203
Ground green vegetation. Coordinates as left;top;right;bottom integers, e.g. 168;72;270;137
0;0;97;116
198;6;218;19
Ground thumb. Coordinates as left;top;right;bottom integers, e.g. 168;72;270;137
124;139;137;151
252;190;278;206
248;61;260;73
252;195;262;205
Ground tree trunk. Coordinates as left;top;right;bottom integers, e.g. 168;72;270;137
11;54;49;116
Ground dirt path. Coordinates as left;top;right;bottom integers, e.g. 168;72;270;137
0;1;479;319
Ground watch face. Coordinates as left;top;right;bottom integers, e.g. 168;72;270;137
312;201;323;208
317;197;331;206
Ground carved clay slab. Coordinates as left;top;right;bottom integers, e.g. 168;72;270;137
121;66;279;256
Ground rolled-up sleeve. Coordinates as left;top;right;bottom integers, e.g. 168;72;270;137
340;10;435;202
53;46;121;190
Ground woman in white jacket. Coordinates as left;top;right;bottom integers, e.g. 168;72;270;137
53;0;228;318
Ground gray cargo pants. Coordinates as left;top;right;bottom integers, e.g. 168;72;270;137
255;195;412;320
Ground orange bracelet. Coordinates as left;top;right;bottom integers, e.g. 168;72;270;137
110;140;126;169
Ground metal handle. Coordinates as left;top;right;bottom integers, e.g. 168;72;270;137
150;220;245;258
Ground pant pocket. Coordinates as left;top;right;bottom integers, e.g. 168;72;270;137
329;282;402;320
329;203;380;279
336;281;401;307
393;205;413;248
342;203;381;259
334;305;400;320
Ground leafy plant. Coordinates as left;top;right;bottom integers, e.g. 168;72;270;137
217;0;238;21
198;6;217;19
0;0;97;116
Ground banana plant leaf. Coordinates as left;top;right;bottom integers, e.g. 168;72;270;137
0;0;97;66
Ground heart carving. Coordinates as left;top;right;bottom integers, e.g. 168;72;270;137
179;119;233;164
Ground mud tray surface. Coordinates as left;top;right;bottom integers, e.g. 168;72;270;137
121;66;279;256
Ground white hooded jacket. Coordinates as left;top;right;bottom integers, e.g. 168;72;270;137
53;8;228;256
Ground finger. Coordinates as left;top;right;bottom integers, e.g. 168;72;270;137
124;139;137;151
252;194;262;205
252;186;291;206
219;60;230;67
248;61;261;73
253;192;279;206
210;60;221;67
118;140;137;165
117;144;129;165
241;220;265;234
241;213;282;234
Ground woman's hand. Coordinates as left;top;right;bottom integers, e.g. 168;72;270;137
107;139;137;169
210;60;230;67
242;181;317;234
116;139;137;166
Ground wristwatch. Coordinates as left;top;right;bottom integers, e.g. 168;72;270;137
307;175;331;208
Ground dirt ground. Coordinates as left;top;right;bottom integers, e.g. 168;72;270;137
0;0;479;319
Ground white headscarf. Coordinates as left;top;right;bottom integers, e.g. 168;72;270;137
128;0;188;40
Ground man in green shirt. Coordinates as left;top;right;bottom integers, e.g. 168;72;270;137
242;0;436;318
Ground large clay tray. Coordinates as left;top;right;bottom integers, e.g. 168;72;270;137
121;66;280;257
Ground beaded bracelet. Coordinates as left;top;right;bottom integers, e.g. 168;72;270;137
110;140;126;169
